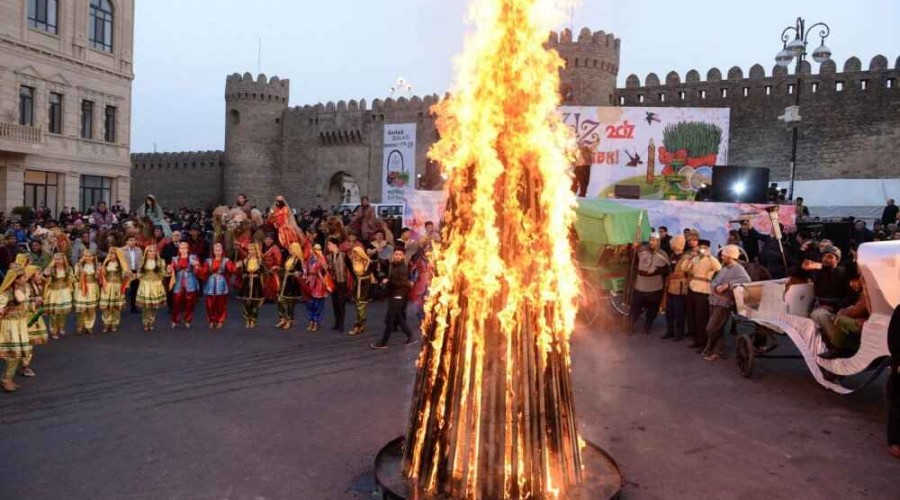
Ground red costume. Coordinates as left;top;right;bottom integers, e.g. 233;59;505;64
169;255;200;325
262;244;283;302
268;205;302;249
198;257;235;326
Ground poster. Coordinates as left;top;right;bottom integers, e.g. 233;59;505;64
560;106;730;200
382;123;417;204
403;190;447;236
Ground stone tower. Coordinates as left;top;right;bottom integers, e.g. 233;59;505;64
549;27;621;106
223;72;289;206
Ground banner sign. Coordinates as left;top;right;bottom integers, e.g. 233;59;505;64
560;106;730;200
383;123;417;204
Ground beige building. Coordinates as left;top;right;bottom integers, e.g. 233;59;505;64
0;0;133;217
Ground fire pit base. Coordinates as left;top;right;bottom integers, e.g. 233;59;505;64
374;436;622;499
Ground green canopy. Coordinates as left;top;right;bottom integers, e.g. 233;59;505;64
574;198;651;265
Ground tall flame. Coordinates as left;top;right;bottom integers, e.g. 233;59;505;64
403;0;581;498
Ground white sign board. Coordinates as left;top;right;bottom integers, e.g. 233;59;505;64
382;123;417;204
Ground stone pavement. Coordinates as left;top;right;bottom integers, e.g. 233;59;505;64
0;301;897;500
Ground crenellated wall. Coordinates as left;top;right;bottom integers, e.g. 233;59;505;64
615;55;900;181
547;27;620;106
131;28;899;209
131;151;224;210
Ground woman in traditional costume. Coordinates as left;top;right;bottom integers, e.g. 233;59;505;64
99;247;129;333
276;242;305;330
0;264;32;392
42;253;74;340
262;234;283;303
236;243;266;328
20;265;47;378
267;195;302;249
302;243;330;332
199;242;234;330
167;241;200;329
73;251;101;335
136;245;167;331
138;194;172;238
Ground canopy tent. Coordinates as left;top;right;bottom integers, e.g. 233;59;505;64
574;198;650;266
774;178;900;222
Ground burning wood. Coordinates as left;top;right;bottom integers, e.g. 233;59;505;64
402;0;583;498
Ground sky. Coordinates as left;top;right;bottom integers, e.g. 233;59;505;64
131;0;900;153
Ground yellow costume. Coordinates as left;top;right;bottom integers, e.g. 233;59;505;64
1;264;32;392
73;252;101;334
99;248;129;332
42;253;74;338
136;248;167;330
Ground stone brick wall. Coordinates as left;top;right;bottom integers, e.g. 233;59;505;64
614;56;900;181
130;151;223;210
130;28;899;210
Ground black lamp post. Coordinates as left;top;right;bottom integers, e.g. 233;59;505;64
775;17;832;201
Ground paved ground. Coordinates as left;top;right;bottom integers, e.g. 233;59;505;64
0;300;897;500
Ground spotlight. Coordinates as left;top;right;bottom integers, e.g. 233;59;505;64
732;181;747;195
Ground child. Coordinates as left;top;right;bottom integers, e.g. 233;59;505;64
199;242;234;330
236;243;266;329
0;264;32;392
277;242;305;330
20;265;47;377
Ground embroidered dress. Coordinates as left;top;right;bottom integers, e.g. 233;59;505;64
169;255;200;325
99;261;127;310
238;256;265;325
199;257;234;326
43;267;73;315
0;288;32;359
137;259;167;309
74;263;101;312
26;281;48;345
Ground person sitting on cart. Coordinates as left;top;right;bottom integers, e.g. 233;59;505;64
820;266;868;360
629;233;669;335
802;245;854;354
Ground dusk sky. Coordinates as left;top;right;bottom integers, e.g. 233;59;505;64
131;0;900;153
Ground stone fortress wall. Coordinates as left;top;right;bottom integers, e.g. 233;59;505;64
614;55;900;182
131;27;898;210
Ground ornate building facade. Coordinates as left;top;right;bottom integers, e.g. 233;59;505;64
132;27;899;210
0;0;135;216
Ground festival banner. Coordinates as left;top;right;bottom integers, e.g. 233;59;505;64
382;123;417;204
560;106;730;200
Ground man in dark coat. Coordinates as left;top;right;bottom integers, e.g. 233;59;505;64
887;305;900;459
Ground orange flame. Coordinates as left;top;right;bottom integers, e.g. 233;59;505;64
404;0;582;498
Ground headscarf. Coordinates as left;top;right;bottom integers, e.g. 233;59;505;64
139;194;172;237
0;263;24;295
139;244;164;272
77;250;97;295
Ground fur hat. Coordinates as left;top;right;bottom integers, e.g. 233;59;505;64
822;245;842;261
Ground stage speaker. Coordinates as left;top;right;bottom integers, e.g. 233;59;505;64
711;166;770;203
614;184;641;200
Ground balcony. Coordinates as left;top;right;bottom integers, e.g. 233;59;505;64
0;122;44;153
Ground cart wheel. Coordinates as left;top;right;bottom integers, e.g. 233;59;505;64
609;292;629;317
735;334;755;378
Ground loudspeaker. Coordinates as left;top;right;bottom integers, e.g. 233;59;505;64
711;166;770;203
614;184;641;199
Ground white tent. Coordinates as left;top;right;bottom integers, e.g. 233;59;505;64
773;178;900;222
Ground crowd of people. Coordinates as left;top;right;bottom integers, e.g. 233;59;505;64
0;194;439;394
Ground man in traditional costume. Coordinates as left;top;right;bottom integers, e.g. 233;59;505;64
262;234;283;302
348;246;375;336
686;239;722;351
326;238;352;332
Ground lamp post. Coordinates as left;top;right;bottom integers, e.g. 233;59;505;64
775;17;831;201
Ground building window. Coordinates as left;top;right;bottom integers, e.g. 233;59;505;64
742;87;749;97
48;92;63;134
24;170;59;216
89;0;114;52
860;79;869;90
104;106;117;142
888;78;895;89
658;93;666;102
765;85;772;96
638;94;644;103
80;175;112;213
699;89;707;100
836;81;844;92
229;109;240;125
811;82;819;93
618;95;625;106
28;0;58;34
19;86;35;126
81;100;94;139
678;91;685;101
720;88;728;98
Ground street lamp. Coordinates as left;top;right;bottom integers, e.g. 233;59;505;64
774;17;831;201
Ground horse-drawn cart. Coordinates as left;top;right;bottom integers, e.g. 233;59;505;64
732;240;899;394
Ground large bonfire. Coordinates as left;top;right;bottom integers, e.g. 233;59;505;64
403;0;582;498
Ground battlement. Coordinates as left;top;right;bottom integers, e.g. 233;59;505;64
547;27;620;52
225;72;289;103
617;54;899;106
131;150;224;171
286;93;443;117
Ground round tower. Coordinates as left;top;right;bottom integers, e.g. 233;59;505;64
223;72;289;207
548;27;621;106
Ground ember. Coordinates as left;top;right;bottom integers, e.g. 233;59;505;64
402;0;584;498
